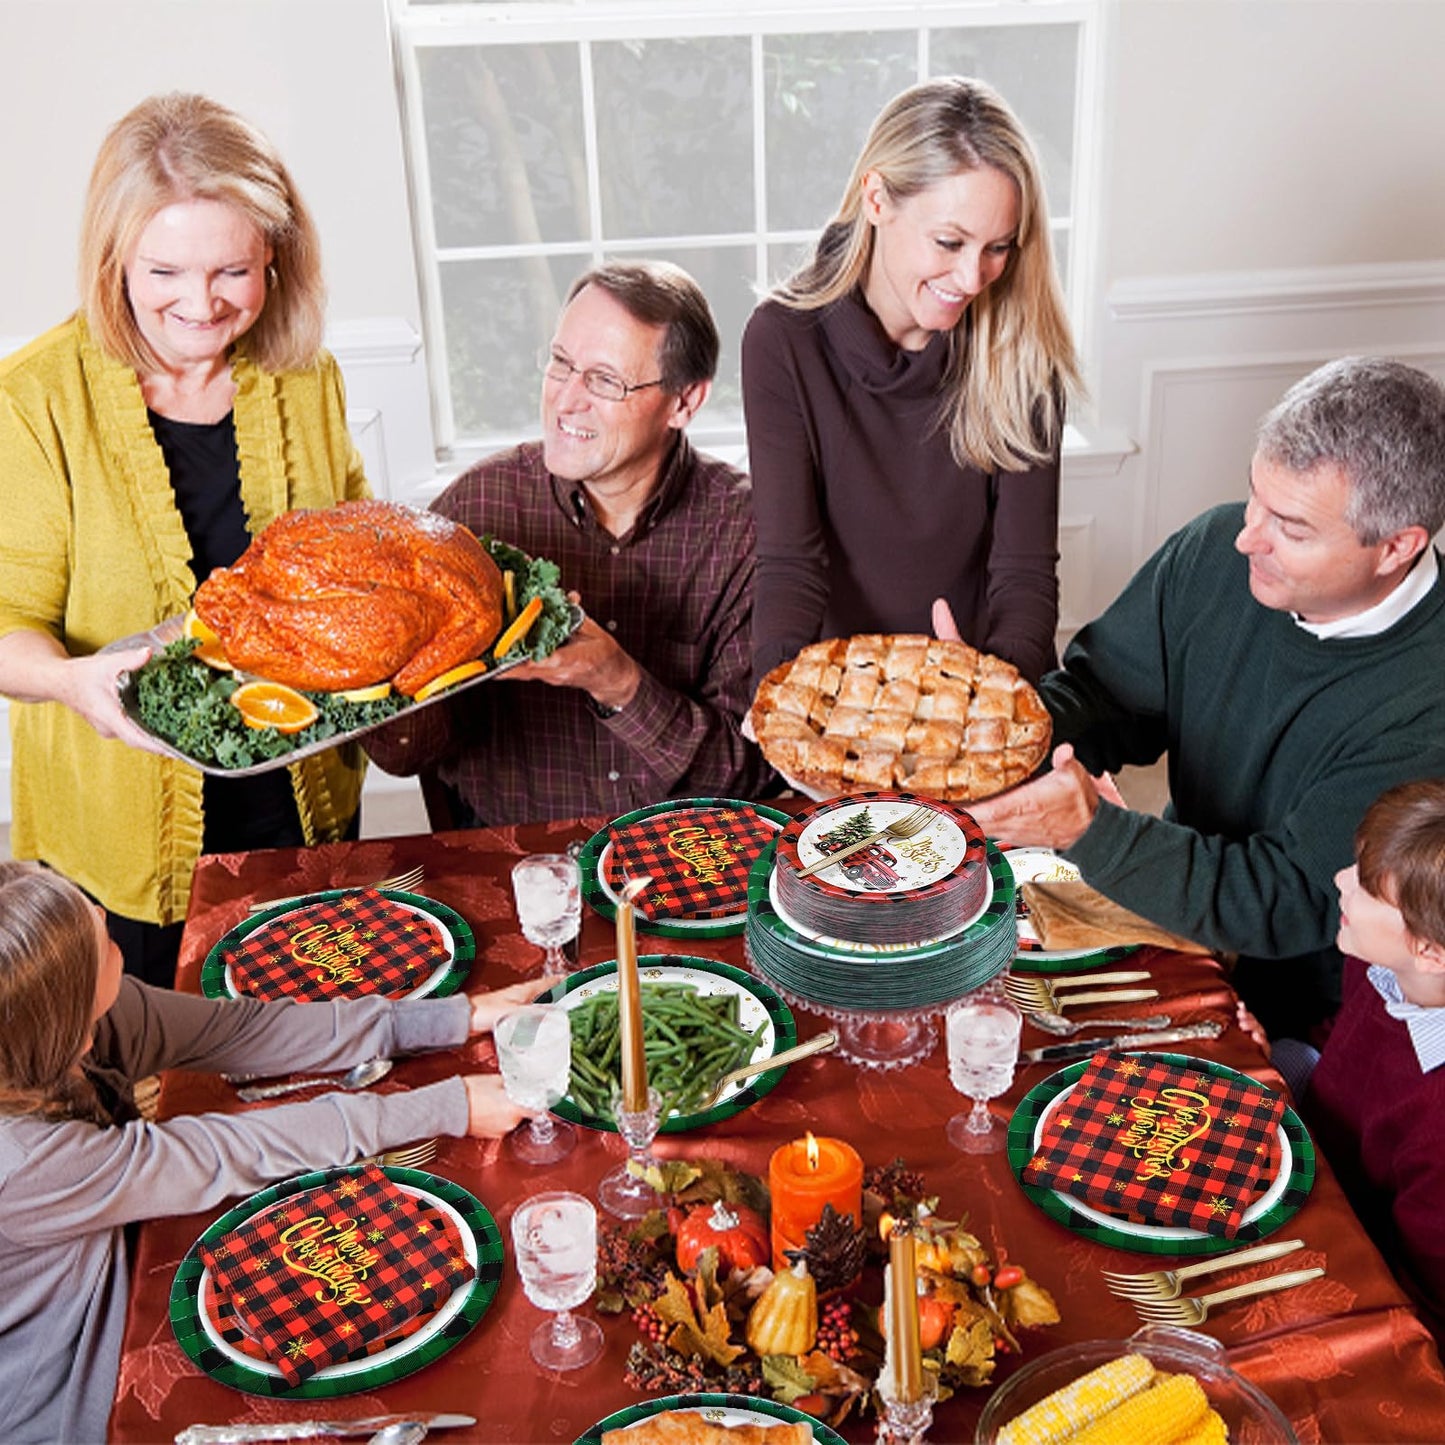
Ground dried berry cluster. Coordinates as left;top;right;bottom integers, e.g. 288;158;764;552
815;1297;859;1364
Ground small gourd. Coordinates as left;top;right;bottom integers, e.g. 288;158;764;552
746;1258;819;1356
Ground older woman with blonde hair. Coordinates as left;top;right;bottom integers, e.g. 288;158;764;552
0;858;547;1445
0;93;369;985
744;77;1080;684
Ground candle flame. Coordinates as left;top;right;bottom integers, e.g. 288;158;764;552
805;1131;819;1170
879;1209;896;1241
619;875;653;907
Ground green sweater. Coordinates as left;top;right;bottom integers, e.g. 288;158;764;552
0;315;369;924
1046;503;1445;999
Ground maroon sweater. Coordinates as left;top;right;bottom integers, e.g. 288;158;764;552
1306;956;1445;1338
741;292;1061;684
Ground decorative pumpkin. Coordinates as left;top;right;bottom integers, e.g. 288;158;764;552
876;1290;956;1351
746;1258;818;1356
674;1200;770;1274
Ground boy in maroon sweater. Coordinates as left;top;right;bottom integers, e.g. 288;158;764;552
1304;778;1445;1340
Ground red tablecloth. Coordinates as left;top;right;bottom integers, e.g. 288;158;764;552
109;820;1445;1443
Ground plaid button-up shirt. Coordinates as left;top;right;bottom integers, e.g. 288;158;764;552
366;437;773;824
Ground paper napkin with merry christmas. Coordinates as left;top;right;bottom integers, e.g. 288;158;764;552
199;1165;473;1386
608;805;777;920
227;889;450;1000
1021;1052;1287;1237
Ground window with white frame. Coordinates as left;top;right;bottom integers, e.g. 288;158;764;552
391;1;1097;457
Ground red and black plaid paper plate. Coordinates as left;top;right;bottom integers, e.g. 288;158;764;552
199;1164;475;1387
1021;1051;1286;1238
607;803;780;920
220;890;453;1001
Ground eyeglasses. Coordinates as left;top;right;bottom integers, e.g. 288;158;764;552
538;348;665;403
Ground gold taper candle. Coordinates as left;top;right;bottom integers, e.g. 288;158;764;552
884;1221;923;1405
616;877;648;1112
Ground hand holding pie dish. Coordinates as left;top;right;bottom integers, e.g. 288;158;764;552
748;634;1052;802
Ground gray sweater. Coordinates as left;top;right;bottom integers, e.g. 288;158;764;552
0;978;473;1445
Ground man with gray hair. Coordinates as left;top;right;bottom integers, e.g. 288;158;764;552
970;357;1445;1037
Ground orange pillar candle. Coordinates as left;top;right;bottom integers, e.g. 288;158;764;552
616;880;648;1112
767;1132;863;1272
883;1221;924;1405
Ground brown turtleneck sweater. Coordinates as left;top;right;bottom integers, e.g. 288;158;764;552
741;291;1060;684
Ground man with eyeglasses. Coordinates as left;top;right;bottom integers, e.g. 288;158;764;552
366;260;772;825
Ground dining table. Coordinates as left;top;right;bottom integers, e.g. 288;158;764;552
108;815;1445;1444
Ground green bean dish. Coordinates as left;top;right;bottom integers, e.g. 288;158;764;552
565;982;764;1119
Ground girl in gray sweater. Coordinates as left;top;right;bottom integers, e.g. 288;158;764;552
0;859;548;1444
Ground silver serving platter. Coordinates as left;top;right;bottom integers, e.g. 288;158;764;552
108;602;583;778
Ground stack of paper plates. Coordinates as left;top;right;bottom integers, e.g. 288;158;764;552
745;839;1017;1011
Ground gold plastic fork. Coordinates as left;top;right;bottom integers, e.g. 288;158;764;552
1002;972;1158;1011
794;805;935;881
247;864;426;914
1102;1238;1306;1300
356;1137;439;1171
1130;1266;1325;1325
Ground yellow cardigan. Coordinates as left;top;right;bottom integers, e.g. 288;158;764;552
0;315;370;924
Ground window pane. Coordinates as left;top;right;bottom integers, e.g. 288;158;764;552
419;44;588;248
440;254;582;437
593;37;753;239
763;31;917;233
604;243;756;420
928;25;1078;218
767;239;816;290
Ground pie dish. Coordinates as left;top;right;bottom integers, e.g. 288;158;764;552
748;634;1051;801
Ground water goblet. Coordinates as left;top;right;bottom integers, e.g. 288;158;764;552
510;1190;604;1370
944;989;1023;1153
512;853;581;971
493;1005;576;1164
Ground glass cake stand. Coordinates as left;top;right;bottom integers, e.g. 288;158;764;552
742;935;1003;1071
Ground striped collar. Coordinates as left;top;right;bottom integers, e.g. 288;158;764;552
1367;963;1445;1073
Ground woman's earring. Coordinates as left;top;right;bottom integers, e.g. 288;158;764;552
266;264;279;290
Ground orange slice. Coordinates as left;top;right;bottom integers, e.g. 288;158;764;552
182;608;233;671
339;681;393;703
413;659;488;704
231;681;320;733
492;595;544;659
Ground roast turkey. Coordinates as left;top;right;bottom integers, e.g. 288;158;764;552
195;501;505;696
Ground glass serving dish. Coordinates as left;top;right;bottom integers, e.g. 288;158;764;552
975;1324;1297;1444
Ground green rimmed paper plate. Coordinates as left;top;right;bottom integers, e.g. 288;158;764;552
201;889;475;1002
1007;1053;1315;1256
1004;846;1142;974
170;1165;502;1397
533;955;796;1133
579;797;789;939
577;1392;848;1445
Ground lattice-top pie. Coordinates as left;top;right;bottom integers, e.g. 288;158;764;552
749;634;1052;802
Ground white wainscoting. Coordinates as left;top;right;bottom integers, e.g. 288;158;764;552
1077;260;1445;618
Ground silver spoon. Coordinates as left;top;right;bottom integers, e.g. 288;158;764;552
367;1425;428;1445
1027;1011;1172;1038
235;1057;393;1102
366;1425;428;1445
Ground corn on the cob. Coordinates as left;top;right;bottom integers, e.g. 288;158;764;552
1069;1371;1210;1445
1165;1406;1230;1445
996;1353;1156;1445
